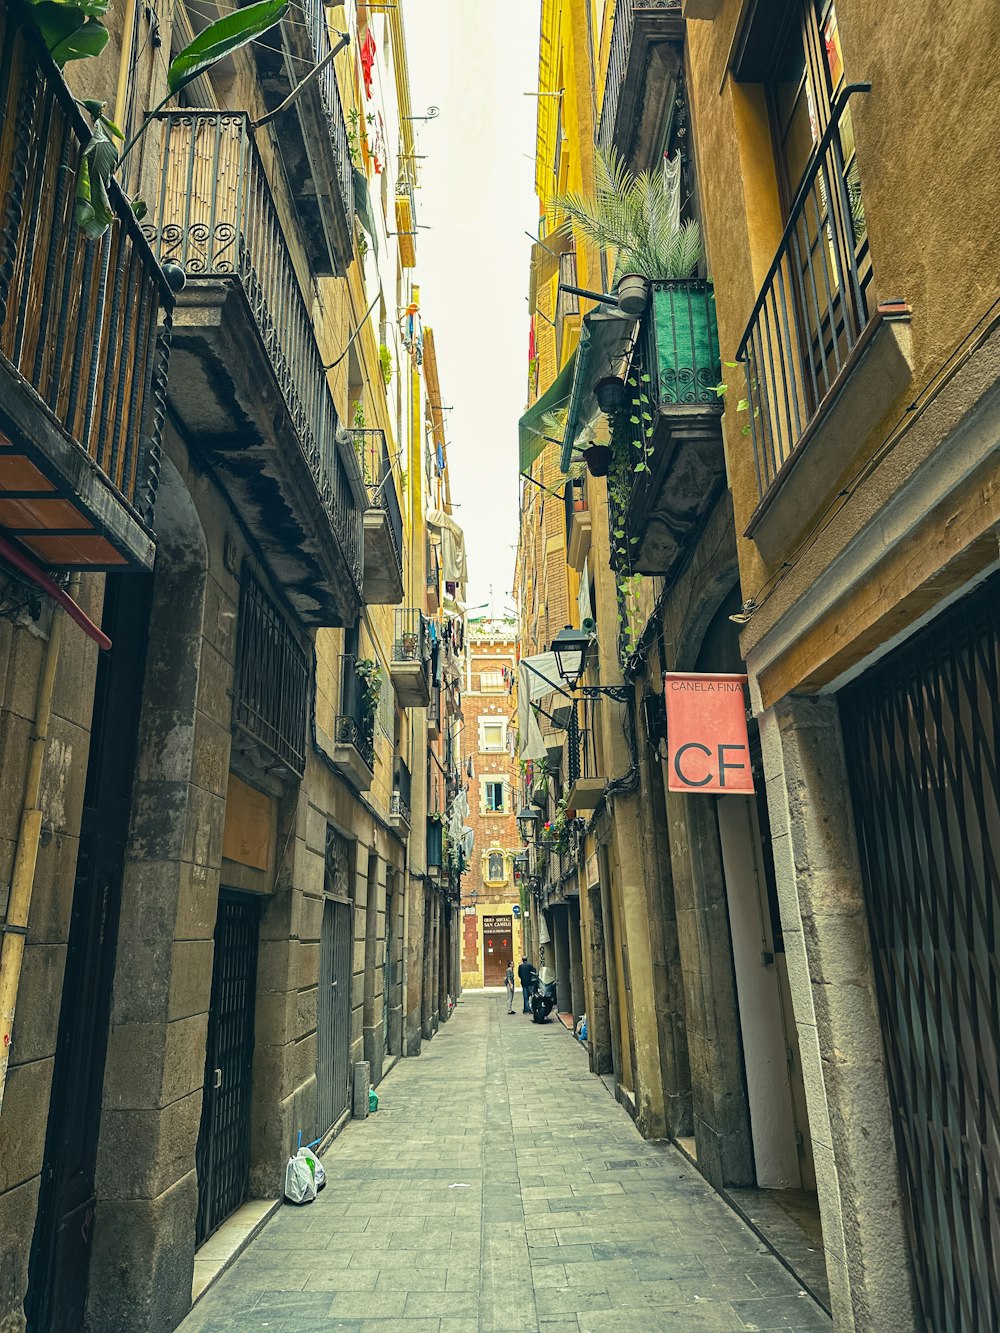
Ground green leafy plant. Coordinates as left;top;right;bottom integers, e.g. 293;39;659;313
714;360;756;436
379;343;393;387
354;657;383;718
552;148;702;281
24;0;289;239
353;401;366;430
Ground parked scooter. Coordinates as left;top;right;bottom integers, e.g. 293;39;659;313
530;966;557;1023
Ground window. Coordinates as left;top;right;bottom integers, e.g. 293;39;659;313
479;670;506;693
484;780;506;814
479;718;506;753
735;0;872;490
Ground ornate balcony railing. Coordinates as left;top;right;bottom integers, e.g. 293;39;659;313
0;12;171;566
355;428;403;571
737;86;873;498
598;0;634;153
144;111;362;589
393;607;427;665
336;653;375;771
392;757;412;826
301;0;354;223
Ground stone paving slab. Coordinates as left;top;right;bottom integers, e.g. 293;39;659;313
179;993;830;1333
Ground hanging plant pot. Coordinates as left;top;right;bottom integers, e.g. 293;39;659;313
582;444;611;477
616;273;650;317
594;374;627;414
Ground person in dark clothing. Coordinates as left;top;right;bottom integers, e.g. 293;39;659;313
517;957;534;1014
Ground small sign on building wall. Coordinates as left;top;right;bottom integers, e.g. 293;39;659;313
663;673;753;794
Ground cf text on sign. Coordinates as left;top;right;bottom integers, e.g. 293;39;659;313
663;673;754;794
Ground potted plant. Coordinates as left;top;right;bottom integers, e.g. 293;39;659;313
553;149;702;316
581;443;611;477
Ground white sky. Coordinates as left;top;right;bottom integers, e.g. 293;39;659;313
406;0;540;621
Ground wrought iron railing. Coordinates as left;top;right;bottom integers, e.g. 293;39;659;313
393;607;427;664
555;250;579;362
0;13;172;522
234;567;309;775
640;280;721;410
144;112;362;585
392;757;412;825
566;698;600;786
336;653;375;770
426;541;440;589
736;85;873;498
300;0;354;222
564;476;586;547
598;0;634;153
354;427;403;574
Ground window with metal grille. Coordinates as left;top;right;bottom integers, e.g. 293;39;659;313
233;567;309;776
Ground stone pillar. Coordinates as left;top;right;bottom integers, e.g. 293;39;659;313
88;461;224;1333
584;883;613;1075
362;854;384;1085
567;899;585;1024
429;895;440;1033
404;873;424;1055
551;904;571;1016
760;696;916;1332
420;887;433;1041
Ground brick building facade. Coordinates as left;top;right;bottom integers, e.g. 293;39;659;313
459;624;522;987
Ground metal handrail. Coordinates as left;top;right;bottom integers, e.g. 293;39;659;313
736;85;873;494
0;13;172;520
300;0;354;219
144;111;362;584
598;0;634;152
336;653;375;769
393;607;427;665
354;427;403;573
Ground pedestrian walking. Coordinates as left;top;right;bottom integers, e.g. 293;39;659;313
504;962;515;1013
517;956;534;1014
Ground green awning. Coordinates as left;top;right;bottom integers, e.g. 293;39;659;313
518;349;578;474
560;308;635;472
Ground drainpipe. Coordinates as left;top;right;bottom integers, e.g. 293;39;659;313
0;585;73;1116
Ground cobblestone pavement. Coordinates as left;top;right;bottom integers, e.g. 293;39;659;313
181;991;831;1333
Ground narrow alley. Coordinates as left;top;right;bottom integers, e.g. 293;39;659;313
179;993;830;1333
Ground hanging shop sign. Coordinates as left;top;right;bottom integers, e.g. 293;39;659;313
663;673;753;794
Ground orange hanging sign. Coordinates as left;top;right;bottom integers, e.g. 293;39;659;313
663;673;753;794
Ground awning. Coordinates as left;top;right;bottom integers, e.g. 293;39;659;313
559;307;635;472
518;348;578;475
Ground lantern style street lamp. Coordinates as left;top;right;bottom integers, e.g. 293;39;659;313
550;624;590;688
517;804;540;844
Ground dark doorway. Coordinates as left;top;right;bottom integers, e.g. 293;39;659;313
26;575;152;1333
841;570;1000;1332
482;914;512;986
195;891;261;1244
316;897;352;1135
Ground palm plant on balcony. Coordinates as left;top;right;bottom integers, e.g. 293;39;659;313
553;149;701;314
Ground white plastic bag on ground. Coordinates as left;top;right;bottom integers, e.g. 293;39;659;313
299;1146;325;1192
284;1151;316;1205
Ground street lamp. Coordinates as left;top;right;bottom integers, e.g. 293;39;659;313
550;624;590;688
517;804;540;844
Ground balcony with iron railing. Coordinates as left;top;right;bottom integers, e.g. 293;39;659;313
555;250;580;364
426;540;441;612
737;86;911;563
354;428;404;604
250;0;354;275
564;698;604;810
390;608;431;707
427;682;441;739
143;112;365;626
597;1;683;167
615;280;724;575
564;475;590;571
395;174;418;269
390;757;412;831
331;653;376;790
0;13;172;572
